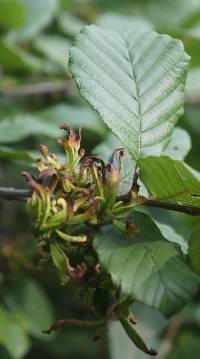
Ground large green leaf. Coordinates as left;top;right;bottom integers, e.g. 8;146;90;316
69;25;190;159
138;156;200;208
93;212;199;317
188;222;200;274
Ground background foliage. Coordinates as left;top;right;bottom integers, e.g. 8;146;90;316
0;0;200;358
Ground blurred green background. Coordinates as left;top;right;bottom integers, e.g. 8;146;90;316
0;0;200;358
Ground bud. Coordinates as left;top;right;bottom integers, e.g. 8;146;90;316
103;165;120;210
58;124;84;169
62;176;75;193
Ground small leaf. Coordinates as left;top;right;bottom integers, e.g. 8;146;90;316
93;212;199;317
109;303;166;359
188;222;200;274
69;25;190;159
120;318;157;356
138;156;200;208
50;242;69;284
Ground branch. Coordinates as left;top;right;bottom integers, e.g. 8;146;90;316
0;187;30;201
0;80;74;97
142;197;200;216
43;318;106;334
1;187;200;215
186;95;200;105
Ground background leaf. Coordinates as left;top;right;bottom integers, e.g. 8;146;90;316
4;277;54;339
33;35;71;73
8;0;58;43
0;307;30;359
0;0;26;30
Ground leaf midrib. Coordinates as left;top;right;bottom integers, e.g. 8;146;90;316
121;33;142;159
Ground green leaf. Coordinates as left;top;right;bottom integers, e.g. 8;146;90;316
138;156;200;208
93;211;199;317
188;222;200;274
0;0;26;30
50;242;69;284
33;35;71;72
69;25;190;159
0;307;30;359
8;0;58;42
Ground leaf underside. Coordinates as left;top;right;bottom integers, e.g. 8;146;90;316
69;25;190;159
93;212;199;317
138;156;200;208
